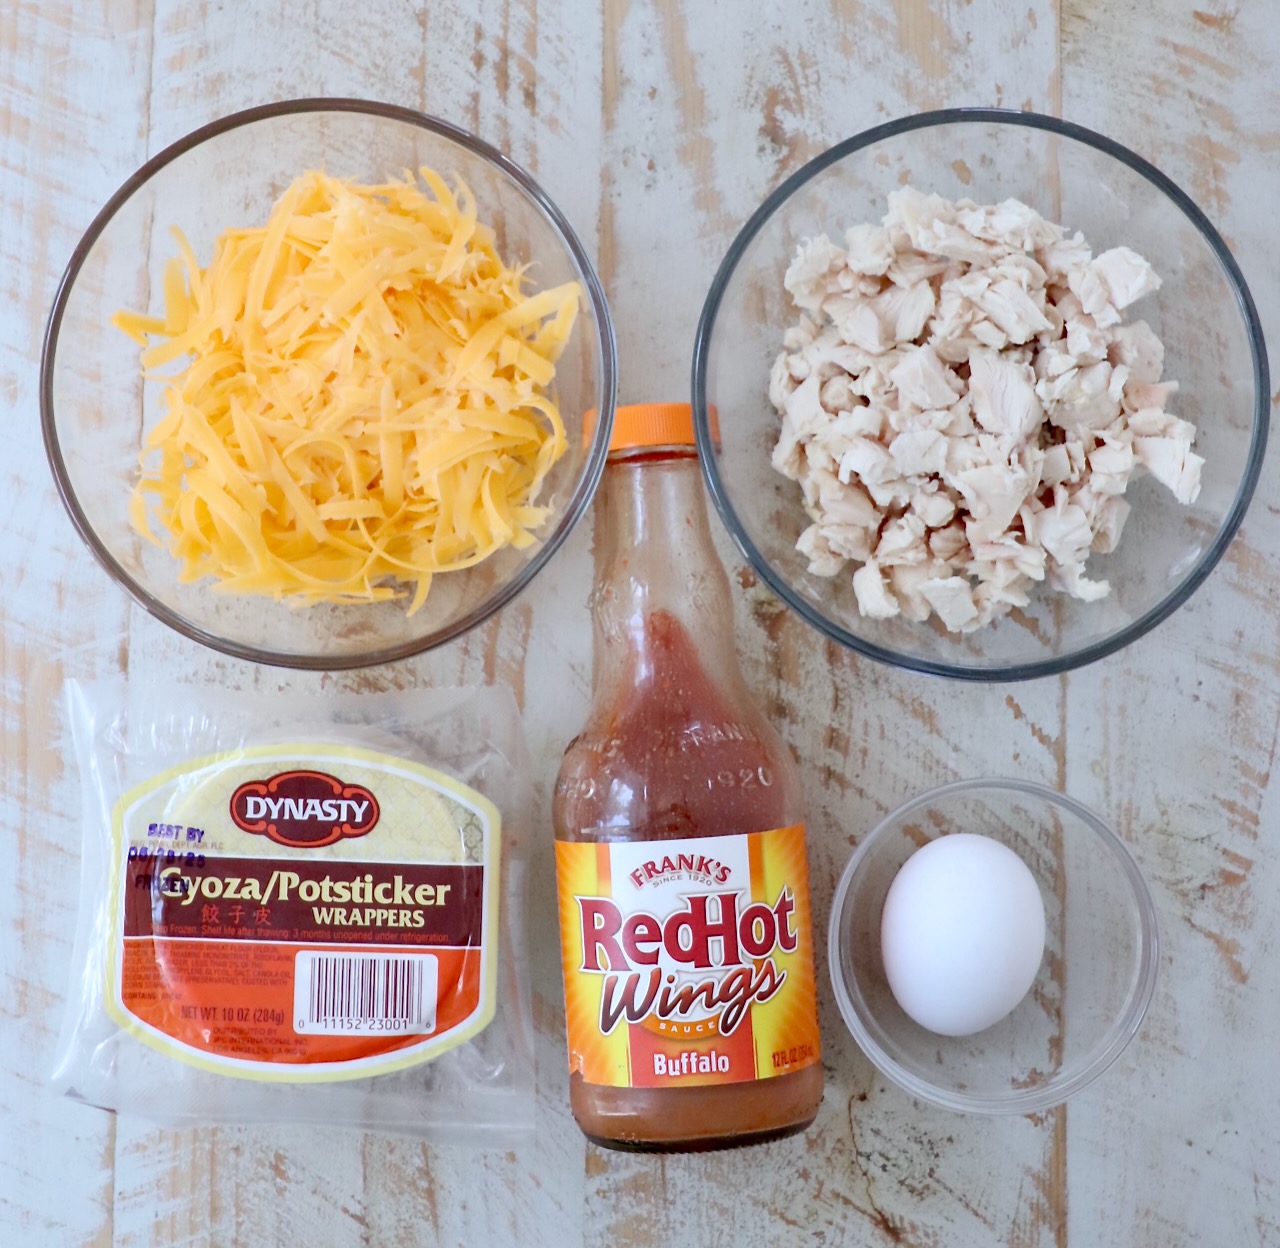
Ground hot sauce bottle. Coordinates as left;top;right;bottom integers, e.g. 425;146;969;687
553;403;823;1151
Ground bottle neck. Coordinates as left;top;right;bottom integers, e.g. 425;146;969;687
590;449;741;696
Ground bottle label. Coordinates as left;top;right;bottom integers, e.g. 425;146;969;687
109;743;499;1080
555;826;821;1088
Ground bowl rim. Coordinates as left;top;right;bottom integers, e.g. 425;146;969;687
691;106;1270;682
826;776;1161;1115
40;96;617;670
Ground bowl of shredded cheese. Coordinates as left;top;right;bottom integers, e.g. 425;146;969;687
42;99;616;668
693;109;1268;680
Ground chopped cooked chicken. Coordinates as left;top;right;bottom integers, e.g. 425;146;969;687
1087;440;1135;494
837;437;897;486
920;576;981;631
1037;231;1092;278
1091;496;1131;553
823;293;893;354
1067;264;1122;329
956;462;1032;545
890;344;962;409
844;223;897;275
1045;360;1122;434
876;514;930;566
1133;436;1204;504
974;278;1054;343
957;198;1064;250
1036;493;1094;566
890;429;948;477
1040;443;1075;487
1066;315;1111;362
852;560;900;619
783;236;846;312
911;485;957;528
1090;247;1161;309
926;522;966;565
821;523;876;563
875;281;937;343
770;187;1198;631
817;407;884;449
815;473;880;529
890;563;949;622
1049;562;1112;602
796;524;846;576
968;348;1043;438
1109;320;1165;383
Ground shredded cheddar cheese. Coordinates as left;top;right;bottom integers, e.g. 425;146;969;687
113;168;580;612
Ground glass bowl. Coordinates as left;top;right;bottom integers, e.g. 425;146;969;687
42;99;616;669
828;778;1159;1115
692;109;1268;681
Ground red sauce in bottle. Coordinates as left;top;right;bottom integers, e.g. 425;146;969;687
553;405;823;1151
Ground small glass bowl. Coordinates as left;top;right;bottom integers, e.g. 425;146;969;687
828;778;1159;1115
693;108;1268;680
42;99;616;669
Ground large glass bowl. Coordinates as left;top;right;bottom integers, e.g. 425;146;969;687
42;99;616;669
693;109;1267;680
829;778;1160;1115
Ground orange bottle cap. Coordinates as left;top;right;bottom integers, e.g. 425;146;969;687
609;403;695;451
585;403;718;453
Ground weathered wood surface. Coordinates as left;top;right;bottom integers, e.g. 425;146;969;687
2;1;1277;1244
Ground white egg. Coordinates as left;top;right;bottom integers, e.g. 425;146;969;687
880;833;1046;1037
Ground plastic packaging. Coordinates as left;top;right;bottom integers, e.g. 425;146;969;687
54;679;534;1144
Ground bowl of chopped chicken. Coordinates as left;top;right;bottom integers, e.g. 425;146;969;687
692;109;1268;679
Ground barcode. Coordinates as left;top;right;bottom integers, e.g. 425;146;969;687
293;951;437;1035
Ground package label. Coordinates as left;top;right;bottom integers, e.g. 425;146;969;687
108;743;499;1081
556;826;821;1088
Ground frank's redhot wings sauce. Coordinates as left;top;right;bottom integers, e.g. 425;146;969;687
553;404;823;1151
